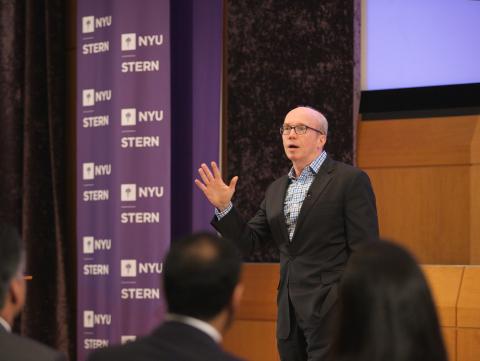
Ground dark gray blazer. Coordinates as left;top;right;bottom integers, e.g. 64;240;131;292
87;321;243;361
0;323;66;361
212;156;379;339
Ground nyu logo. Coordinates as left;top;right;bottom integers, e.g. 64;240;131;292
82;89;112;107
82;15;112;34
82;41;110;55
83;310;112;328
121;184;164;202
83;115;109;128
83;237;111;254
120;136;160;148
121;288;161;299
120;108;164;126
83;264;109;275
83;190;109;202
82;162;111;180
121;60;160;73
120;212;160;224
84;339;109;349
121;33;164;51
121;260;163;277
120;260;137;277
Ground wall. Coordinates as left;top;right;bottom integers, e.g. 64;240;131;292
223;263;480;361
358;115;480;264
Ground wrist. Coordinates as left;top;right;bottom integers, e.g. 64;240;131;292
217;203;229;212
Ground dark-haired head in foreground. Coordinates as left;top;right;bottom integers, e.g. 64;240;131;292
87;232;244;361
332;241;447;361
164;232;243;331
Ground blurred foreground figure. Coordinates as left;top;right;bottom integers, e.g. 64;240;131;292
88;232;244;361
0;223;66;361
331;241;448;361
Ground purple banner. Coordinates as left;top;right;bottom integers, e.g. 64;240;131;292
191;0;223;232
76;1;170;360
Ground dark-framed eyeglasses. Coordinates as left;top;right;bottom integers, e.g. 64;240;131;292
280;124;323;135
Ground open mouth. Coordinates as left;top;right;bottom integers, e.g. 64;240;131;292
288;145;299;149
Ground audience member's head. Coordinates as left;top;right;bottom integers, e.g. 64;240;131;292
332;240;447;361
0;223;26;327
163;232;243;333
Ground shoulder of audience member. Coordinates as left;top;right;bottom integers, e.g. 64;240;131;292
1;332;66;361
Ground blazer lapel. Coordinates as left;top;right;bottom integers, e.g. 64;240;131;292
270;175;290;244
292;157;336;242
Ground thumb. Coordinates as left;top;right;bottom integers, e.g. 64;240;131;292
229;176;239;191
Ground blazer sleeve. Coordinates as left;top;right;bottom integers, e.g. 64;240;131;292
211;197;272;256
344;170;379;251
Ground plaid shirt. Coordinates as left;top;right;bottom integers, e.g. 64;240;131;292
216;151;327;242
284;151;327;240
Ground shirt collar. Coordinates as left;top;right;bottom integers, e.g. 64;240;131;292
288;151;327;180
165;313;222;343
0;316;11;332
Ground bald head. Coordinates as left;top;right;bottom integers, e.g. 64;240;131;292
282;106;328;175
286;106;328;136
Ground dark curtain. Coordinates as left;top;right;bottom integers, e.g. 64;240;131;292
226;0;360;261
0;1;75;359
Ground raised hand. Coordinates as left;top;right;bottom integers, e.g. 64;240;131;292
194;161;238;211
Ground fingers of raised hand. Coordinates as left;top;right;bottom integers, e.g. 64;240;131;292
194;179;207;192
229;176;238;190
198;167;210;184
211;161;221;178
201;163;214;182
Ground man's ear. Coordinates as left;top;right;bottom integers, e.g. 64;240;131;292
231;283;244;311
9;277;26;315
318;134;327;150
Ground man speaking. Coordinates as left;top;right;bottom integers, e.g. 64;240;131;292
195;106;379;361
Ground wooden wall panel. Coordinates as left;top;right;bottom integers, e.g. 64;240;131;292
366;167;470;263
453;267;480;361
457;267;480;328
470;119;480;164
358;115;480;264
423;266;464;327
223;264;279;361
470;166;480;263
357;116;480;168
457;328;480;361
442;327;457;361
237;263;278;320
223;320;279;361
423;266;463;361
224;264;475;361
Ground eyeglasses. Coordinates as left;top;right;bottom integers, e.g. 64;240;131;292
280;124;323;135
